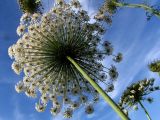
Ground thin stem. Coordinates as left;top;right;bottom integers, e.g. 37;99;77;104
112;1;160;18
138;101;152;120
67;56;129;120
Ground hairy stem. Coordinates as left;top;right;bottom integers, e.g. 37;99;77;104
67;56;129;120
112;1;160;18
138;101;152;120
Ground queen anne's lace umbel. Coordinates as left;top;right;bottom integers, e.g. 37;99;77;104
9;0;122;118
119;78;160;112
148;60;160;75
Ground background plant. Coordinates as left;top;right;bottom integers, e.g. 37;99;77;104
119;78;160;120
96;0;160;24
148;60;160;76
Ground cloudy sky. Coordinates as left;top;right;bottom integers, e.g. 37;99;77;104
0;0;160;120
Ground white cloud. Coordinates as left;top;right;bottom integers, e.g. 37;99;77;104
13;106;37;120
12;96;37;120
13;106;25;120
79;0;95;14
50;113;65;120
145;41;160;63
106;9;160;99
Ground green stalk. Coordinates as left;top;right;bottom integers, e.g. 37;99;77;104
138;101;152;120
112;1;160;18
67;56;129;120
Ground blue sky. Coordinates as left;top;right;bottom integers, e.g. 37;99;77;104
0;0;160;120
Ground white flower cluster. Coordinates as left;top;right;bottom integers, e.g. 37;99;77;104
119;78;160;111
9;0;122;118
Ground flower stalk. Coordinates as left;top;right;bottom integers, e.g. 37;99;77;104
112;1;160;18
67;56;129;120
138;100;152;120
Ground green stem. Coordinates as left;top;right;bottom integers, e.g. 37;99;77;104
112;1;160;18
138;101;152;120
67;56;129;120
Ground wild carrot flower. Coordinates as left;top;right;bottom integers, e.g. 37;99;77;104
9;0;123;118
94;0;121;24
148;60;160;76
119;78;160;119
98;0;160;22
100;0;119;15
